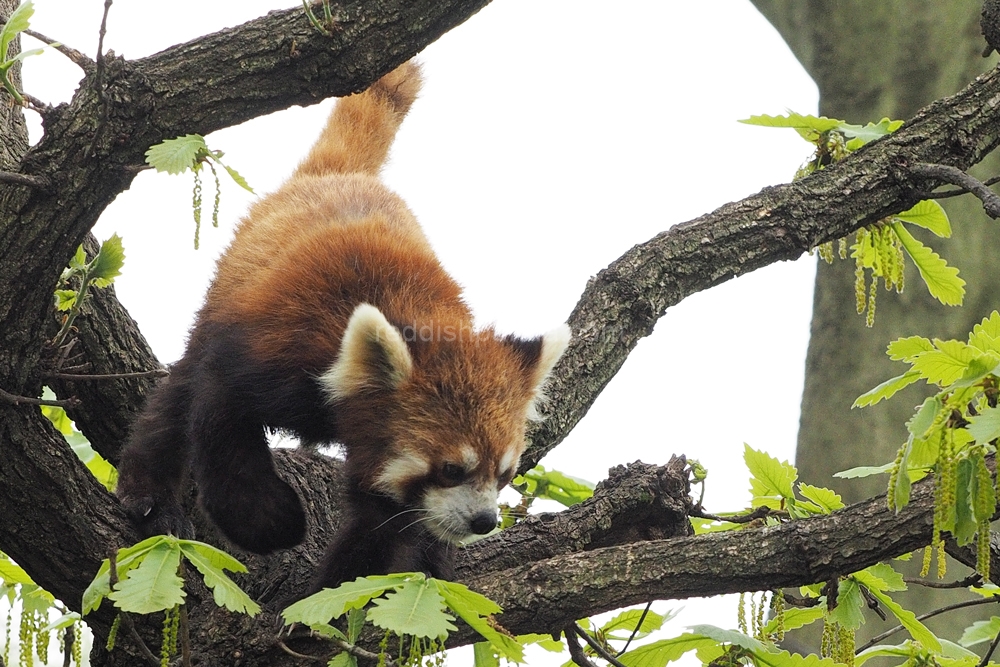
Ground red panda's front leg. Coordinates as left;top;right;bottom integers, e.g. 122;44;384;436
309;489;455;592
185;361;307;554
117;356;196;541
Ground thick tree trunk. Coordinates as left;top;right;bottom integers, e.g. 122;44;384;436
750;0;999;650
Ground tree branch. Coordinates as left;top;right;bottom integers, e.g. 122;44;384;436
910;162;1000;217
522;63;1000;470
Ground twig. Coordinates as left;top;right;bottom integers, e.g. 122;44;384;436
0;386;80;409
95;0;112;72
281;627;401;667
89;0;113;157
902;574;982;589
19;25;94;71
62;623;74;667
857;596;1000;652
618;602;651;655
45;368;168;381
914;174;1000;199
564;624;600;667
0;170;50;189
911;162;1000;218
277;641;324;662
573;622;629;667
689;505;786;524
980;622;1000;667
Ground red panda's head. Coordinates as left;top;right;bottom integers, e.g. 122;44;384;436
320;303;570;542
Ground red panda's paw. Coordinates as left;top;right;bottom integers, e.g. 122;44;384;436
198;474;306;554
119;492;195;542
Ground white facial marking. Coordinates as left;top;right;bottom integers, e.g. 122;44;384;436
459;446;479;470
499;449;520;477
422;484;498;543
373;452;431;502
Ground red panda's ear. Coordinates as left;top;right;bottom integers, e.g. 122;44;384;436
320;304;413;400
526;323;571;420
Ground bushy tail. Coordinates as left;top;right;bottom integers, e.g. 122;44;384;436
294;61;423;177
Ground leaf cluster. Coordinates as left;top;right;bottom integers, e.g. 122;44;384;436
0;1;56;105
742;112;965;325
82;535;259;617
144;135;254;249
851;311;1000;579
283;573;524;664
51;235;126;349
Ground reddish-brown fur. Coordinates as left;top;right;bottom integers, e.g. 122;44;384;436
116;61;569;590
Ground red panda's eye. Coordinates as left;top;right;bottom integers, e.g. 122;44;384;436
440;463;466;485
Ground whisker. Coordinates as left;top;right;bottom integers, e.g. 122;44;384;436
373;507;424;532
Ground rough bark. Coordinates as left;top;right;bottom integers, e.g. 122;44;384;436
750;0;1000;649
3;2;1000;665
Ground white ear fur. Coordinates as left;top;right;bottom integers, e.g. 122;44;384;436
526;323;571;420
320;303;413;400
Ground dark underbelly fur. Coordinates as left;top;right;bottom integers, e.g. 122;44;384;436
116;320;452;591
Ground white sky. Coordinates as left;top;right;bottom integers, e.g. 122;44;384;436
20;0;819;664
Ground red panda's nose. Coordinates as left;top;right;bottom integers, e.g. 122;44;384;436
469;511;498;535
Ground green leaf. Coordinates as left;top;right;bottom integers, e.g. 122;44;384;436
0;556;34;585
745;444;796;509
827;579;865;630
797;484;844;513
90;234;125;287
474;642;501;667
739;112;845;142
892;221;965;306
969;312;1000;353
862;563;907;592
968;406;1000;445
911;340;976;386
435;580;522;662
282;573;413;627
145;134;208;174
71;440;117;491
834;463;894;479
763;606;825;635
953;457;978;545
840;117;904;147
520;466;595;506
518;634;565;652
853;371;921;408
83;535;170;615
854;571;942;652
617;633;718;667
887;336;935;362
368;578;456;639
0;0;33;60
54;289;77;311
601;607;666;639
177;541;259;616
686;625;773;653
346;607;366;643
959;616;1000;646
107;541;185;614
895;200;952;237
39;611;81;634
907;396;942;438
751;650;841;667
222;163;255;193
328;652;358;667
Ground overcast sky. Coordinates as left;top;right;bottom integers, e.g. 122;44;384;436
20;0;819;663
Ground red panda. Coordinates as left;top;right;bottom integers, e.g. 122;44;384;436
116;61;570;590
